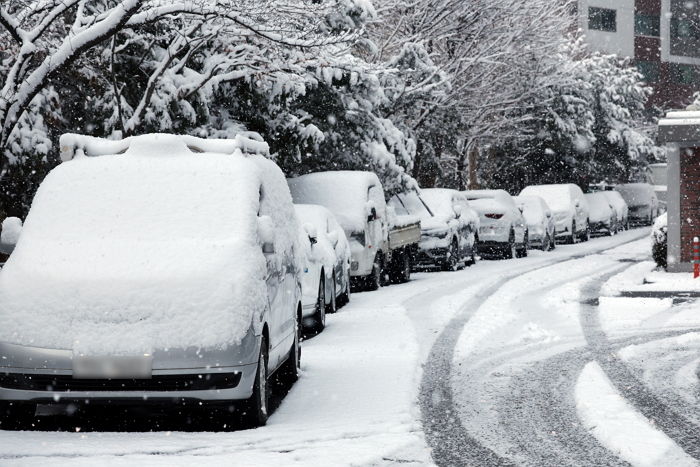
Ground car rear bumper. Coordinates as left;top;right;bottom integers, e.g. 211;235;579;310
413;247;449;268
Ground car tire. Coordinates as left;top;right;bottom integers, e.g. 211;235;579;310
503;230;517;259
549;232;556;250
241;335;270;428
581;221;590;242
325;276;337;314
442;239;459;271
337;269;351;307
541;233;550;251
569;221;578;244
277;313;301;386
308;276;326;332
394;251;411;283
517;231;529;257
366;255;382;291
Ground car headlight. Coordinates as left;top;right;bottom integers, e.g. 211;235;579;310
425;228;449;239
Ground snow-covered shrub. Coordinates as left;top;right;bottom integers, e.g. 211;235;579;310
652;213;667;269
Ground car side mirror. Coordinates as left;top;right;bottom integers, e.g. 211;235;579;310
303;223;318;246
546;211;552;218
0;217;23;255
453;204;462;219
258;215;275;254
575;199;580;208
327;230;339;247
518;206;524;214
368;207;377;222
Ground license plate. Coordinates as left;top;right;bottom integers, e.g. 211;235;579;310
72;355;153;379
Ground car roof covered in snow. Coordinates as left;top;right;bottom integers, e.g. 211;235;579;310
288;171;384;233
0;133;299;354
519;184;583;212
463;189;516;209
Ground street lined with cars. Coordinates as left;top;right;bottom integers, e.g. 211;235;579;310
0;132;673;467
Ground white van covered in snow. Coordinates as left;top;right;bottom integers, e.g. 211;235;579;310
0;133;302;428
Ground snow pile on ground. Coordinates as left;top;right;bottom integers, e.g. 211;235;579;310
597;297;673;335
575;361;696;467
600;261;656;295
0;134;299;354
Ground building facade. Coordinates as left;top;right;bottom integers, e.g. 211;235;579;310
579;0;700;109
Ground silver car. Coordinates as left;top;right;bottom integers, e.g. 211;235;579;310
0;133;303;429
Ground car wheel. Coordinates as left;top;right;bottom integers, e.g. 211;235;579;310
338;269;351;307
366;255;382;291
569;221;578;244
277;313;301;386
241;335;270;427
398;251;411;282
503;230;517;259
581;221;590;242
549;232;556;250
308;276;326;332
541;233;550;251
517;231;529;257
467;238;477;266
442;239;459;271
325;275;337;314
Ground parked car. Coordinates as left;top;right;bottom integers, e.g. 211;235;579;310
464;189;528;259
0;133;302;429
602;190;629;231
294;204;351;332
519;184;590;244
397;188;478;270
615;183;659;226
513;195;556;251
585;192;617;236
288;171;420;290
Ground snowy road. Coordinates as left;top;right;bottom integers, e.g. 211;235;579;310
3;228;700;466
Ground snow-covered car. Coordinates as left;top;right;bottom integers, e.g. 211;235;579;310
519;184;590;244
417;188;479;270
513;195;556;251
601;190;629;231
288;171;419;290
294;204;351;332
0;133;303;428
584;192;617;236
464;189;528;258
395;189;478;270
615;183;659;226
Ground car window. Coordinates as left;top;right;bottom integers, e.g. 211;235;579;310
388;194;410;216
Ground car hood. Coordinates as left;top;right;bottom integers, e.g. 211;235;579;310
0;239;267;355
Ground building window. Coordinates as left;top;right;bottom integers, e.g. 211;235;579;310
635;14;660;37
588;7;617;32
670;63;697;85
636;61;660;83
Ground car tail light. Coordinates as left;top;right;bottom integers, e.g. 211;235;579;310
485;213;503;219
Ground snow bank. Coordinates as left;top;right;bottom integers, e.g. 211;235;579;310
575;361;696;467
0;134;299;354
600;261;656;296
288;171;384;234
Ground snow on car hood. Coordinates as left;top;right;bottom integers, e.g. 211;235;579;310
0;144;274;355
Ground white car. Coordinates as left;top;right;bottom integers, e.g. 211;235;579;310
402;189;478;270
615;183;659;226
602;190;629;231
585;192;617;236
519;184;590;244
0;133;302;428
513;195;556;251
464;189;528;259
294;204;351;333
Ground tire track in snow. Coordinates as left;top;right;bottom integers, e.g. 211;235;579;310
581;270;700;461
420;233;649;467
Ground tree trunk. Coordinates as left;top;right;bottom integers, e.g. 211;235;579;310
467;143;479;190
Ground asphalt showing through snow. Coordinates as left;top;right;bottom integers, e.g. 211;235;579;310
420;232;700;466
